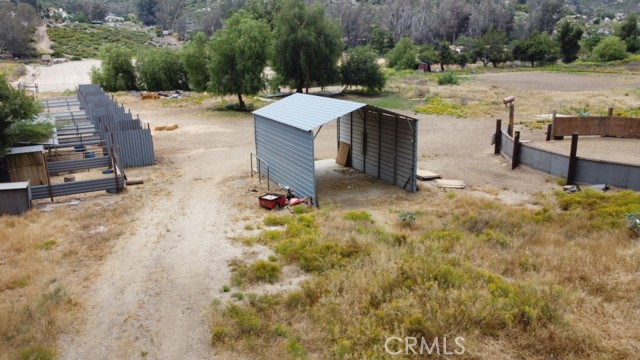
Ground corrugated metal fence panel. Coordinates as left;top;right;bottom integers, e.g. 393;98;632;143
393;115;417;191
31;176;122;199
110;129;155;167
350;110;365;172
48;156;111;173
255;115;316;201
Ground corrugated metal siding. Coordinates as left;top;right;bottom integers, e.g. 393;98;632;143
339;109;417;191
107;129;155;168
255;115;316;201
48;156;111;173
31;176;123;199
253;93;365;131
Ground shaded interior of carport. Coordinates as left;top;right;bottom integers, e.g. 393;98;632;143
253;93;418;205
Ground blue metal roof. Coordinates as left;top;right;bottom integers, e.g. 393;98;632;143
253;93;366;131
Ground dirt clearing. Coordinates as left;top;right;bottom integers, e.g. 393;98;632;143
475;71;640;91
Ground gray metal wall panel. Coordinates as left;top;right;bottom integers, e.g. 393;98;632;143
31;176;122;199
255;115;316;201
340;110;417;192
48;156;111;173
501;130;640;189
111;129;155;167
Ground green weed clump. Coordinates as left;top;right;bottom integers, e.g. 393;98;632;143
343;210;372;222
556;190;640;230
263;215;291;226
18;346;56;360
415;97;466;117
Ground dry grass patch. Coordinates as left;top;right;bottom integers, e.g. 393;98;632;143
212;190;640;359
0;195;136;358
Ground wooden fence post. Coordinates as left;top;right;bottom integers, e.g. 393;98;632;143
512;131;520;170
552;111;563;140
608;107;614;117
546;123;552;141
494;119;502;155
567;133;579;185
508;104;515;137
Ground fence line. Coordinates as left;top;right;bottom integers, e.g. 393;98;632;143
495;122;640;191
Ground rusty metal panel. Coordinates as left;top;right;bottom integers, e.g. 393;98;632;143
553;116;640;138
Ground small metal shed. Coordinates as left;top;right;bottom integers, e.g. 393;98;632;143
0;181;32;215
253;94;418;204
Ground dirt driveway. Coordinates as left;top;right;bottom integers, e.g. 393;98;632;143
19;59;100;92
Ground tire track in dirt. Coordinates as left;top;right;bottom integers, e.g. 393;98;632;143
59;109;248;359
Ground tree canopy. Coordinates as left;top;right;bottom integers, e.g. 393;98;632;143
557;21;584;64
593;36;628;62
136;48;189;91
90;45;137;91
387;37;417;70
181;32;211;92
208;11;270;108
0;76;48;154
340;46;385;93
272;0;342;93
0;2;39;57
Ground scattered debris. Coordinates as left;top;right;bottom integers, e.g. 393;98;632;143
154;124;179;131
416;170;441;181
64;175;76;182
126;178;144;186
141;93;159;100
436;179;466;189
39;199;81;212
563;184;580;194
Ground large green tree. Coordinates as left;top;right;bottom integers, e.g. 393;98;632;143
0;2;39;57
557;21;584;63
0;76;48;154
387;37;417;70
616;14;639;53
474;29;511;67
272;0;342;93
208;11;270;108
90;45;137;91
182;32;211;92
340;46;385;93
136;49;189;91
512;32;558;67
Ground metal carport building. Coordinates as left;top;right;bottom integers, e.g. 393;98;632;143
253;93;418;205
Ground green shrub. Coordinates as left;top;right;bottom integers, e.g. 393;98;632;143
250;260;282;283
136;48;189;91
415;97;466;117
592;36;628;62
437;72;459;85
226;304;262;334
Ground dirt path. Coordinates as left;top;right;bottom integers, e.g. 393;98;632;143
58;105;251;359
35;23;52;54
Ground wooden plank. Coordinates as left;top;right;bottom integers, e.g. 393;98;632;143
436;179;466;189
336;142;350;167
416;170;441;181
